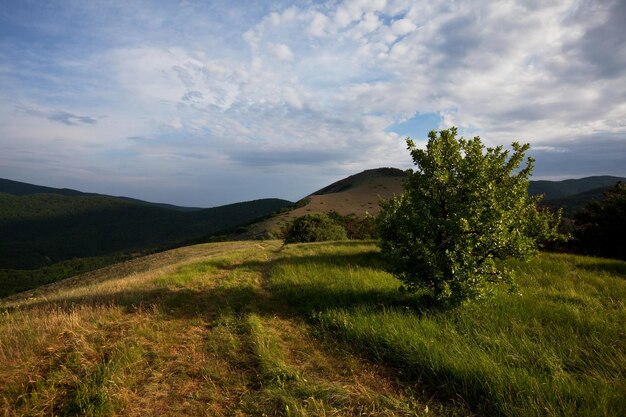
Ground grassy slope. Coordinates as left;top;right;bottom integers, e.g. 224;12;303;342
0;241;428;417
246;169;405;237
2;241;624;416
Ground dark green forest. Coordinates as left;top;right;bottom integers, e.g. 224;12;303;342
0;181;292;296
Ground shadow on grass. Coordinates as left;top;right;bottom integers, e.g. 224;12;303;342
0;285;264;320
3;246;445;320
0;245;477;414
264;250;447;315
575;259;626;278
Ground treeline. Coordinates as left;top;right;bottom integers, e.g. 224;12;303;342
558;182;625;260
0;254;130;298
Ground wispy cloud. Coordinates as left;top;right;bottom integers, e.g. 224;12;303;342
15;105;98;126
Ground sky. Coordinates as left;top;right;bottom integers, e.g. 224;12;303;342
1;0;625;207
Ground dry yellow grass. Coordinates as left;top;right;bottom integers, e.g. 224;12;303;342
0;240;446;416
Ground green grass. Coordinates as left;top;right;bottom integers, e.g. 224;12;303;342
2;240;624;416
268;241;626;416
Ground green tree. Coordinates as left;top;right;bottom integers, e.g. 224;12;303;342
573;182;626;260
284;213;347;244
377;128;562;305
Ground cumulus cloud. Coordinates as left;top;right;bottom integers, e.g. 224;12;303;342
390;18;416;36
267;42;294;61
1;0;624;206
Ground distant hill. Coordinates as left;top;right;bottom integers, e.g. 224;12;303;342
530;176;626;215
312;167;406;196
540;185;617;215
242;170;626;238
0;178;89;197
529;176;625;201
0;178;203;211
0;179;292;295
0;190;291;269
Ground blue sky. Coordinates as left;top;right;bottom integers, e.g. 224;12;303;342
1;0;625;206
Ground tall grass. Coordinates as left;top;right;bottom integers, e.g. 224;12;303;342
268;241;626;416
1;241;431;416
3;239;624;415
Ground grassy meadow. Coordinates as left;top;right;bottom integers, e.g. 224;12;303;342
1;240;625;416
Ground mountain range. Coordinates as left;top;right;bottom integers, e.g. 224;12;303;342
1;171;623;297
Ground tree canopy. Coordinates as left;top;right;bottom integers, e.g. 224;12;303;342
377;128;562;305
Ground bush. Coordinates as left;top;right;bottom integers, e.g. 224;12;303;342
283;213;347;244
377;128;562;305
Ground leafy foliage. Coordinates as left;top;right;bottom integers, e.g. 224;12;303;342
377;128;562;305
573;182;626;260
284;213;347;244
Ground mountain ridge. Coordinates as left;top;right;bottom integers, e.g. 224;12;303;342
529;175;626;201
0;178;205;212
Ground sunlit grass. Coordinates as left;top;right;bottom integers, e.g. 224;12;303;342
3;239;623;416
269;242;626;416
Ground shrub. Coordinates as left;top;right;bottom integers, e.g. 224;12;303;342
283;213;347;244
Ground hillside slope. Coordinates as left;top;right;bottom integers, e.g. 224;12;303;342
0;181;292;296
245;168;406;237
2;240;624;416
0;192;291;269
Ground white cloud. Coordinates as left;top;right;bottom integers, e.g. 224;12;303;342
267;42;294;61
390;18;417;36
308;12;329;37
1;0;625;205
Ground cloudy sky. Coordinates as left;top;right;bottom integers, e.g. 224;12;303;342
1;0;625;207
